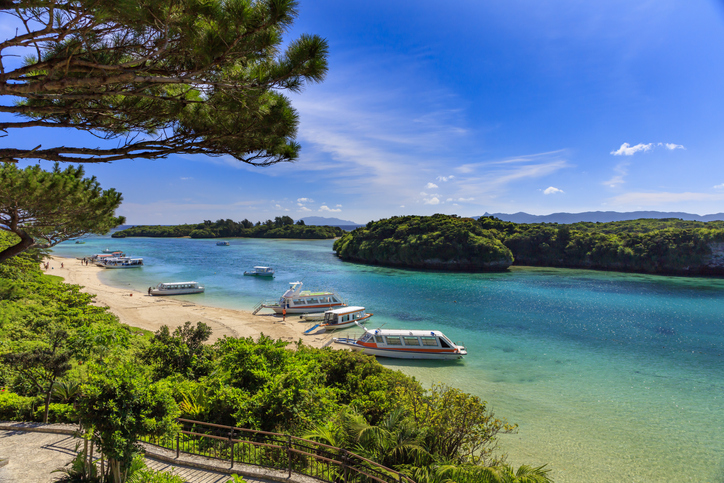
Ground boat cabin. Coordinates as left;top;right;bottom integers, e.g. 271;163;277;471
155;282;201;291
323;306;367;326
357;329;458;349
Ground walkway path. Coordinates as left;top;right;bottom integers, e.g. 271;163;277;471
0;424;287;483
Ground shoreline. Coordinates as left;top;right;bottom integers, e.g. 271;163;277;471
47;255;336;348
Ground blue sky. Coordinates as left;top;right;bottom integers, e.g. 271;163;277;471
3;0;724;224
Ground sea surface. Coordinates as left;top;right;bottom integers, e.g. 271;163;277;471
53;236;724;482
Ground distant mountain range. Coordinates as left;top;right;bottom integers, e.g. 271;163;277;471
300;216;360;226
480;211;724;224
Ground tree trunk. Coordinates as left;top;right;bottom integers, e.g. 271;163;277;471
42;385;53;424
0;229;35;263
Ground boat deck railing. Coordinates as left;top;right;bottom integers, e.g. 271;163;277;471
140;418;415;483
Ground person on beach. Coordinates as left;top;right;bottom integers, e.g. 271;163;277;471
148;287;152;296
61;262;64;269
283;307;287;322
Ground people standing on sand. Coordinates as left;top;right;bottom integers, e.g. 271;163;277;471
148;287;152;296
61;262;64;269
283;307;287;322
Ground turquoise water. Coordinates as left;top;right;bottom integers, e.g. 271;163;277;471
54;237;724;482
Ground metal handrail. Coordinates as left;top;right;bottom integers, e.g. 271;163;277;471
142;418;415;483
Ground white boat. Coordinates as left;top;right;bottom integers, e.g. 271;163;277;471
90;251;124;261
102;248;117;253
334;323;467;360
216;241;230;246
260;281;346;314
96;256;143;268
149;281;204;296
244;266;275;277
304;306;373;334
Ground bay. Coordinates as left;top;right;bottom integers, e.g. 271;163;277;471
53;236;724;482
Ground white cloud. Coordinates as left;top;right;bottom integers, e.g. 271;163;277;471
543;187;564;195
319;205;342;212
425;182;439;189
298;206;312;212
297;197;314;203
436;175;454;182
610;143;653;156
275;204;282;209
424;197;440;205
714;184;724;190
335;204;342;207
180;177;193;180
611;142;685;156
603;160;630;188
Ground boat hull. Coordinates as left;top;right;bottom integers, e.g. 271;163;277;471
98;264;143;269
334;338;465;360
150;288;204;296
244;272;274;277
266;303;346;314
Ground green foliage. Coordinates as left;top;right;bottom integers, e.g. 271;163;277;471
336;215;724;275
483;217;724;275
403;463;553;483
0;390;36;421
1;0;328;166
1;327;73;423
334;215;513;270
402;384;517;466
0;163;124;262
34;402;76;423
113;219;344;239
141;322;214;380
77;359;179;482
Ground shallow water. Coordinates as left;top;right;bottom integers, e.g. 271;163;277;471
54;236;724;482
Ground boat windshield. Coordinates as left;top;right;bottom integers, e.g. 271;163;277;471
359;333;373;343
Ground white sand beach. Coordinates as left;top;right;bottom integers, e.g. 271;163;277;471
47;255;336;348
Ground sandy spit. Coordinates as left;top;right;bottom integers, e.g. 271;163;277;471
47;255;336;348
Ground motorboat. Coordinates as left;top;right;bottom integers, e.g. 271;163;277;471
74;240;85;244
244;266;275;277
216;241;230;246
102;248;117;253
149;281;204;296
96;257;143;268
334;323;467;360
89;252;124;262
257;281;346;315
304;306;373;334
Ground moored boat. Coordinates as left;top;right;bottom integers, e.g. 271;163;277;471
244;266;275;277
334;323;467;360
304;306;373;334
258;281;346;314
216;241;230;246
96;256;143;268
149;281;204;296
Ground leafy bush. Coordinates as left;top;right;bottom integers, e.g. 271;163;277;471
0;390;36;421
34;403;76;423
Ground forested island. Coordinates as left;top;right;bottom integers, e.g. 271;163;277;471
334;214;724;275
0;231;551;483
113;216;344;239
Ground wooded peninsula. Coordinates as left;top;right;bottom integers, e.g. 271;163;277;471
112;217;344;239
334;214;724;275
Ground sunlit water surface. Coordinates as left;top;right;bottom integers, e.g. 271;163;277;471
53;236;724;482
